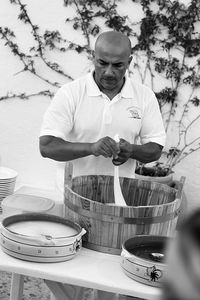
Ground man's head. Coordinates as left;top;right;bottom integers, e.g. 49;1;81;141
93;31;132;94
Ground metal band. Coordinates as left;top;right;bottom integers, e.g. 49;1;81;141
83;241;121;255
65;200;181;225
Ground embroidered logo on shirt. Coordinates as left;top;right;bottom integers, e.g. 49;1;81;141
127;106;141;119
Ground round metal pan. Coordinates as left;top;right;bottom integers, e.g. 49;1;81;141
0;213;86;262
121;235;170;287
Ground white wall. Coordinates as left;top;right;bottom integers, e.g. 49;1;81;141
0;97;55;189
0;0;90;190
0;0;200;211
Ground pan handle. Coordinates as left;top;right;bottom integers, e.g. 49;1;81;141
17;228;86;246
121;248;133;259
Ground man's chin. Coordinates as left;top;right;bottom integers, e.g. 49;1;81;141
101;81;116;90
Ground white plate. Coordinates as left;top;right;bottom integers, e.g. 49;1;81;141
0;167;18;180
0;185;15;190
0;184;15;189
0;191;14;195
0;180;16;185
0;178;16;183
1;194;55;212
0;188;14;192
0;187;15;192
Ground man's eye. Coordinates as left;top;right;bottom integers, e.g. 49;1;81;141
114;64;123;68
99;61;107;66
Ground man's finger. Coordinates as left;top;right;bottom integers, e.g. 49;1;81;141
107;138;120;156
100;141;113;157
119;138;127;148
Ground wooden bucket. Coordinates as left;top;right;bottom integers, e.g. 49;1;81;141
64;163;185;255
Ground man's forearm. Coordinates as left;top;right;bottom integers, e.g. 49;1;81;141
40;136;93;161
130;142;163;163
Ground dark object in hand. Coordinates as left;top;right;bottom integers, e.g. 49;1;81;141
112;158;125;166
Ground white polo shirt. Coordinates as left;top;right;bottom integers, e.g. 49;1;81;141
40;71;166;191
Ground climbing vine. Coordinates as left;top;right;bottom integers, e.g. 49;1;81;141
0;0;200;173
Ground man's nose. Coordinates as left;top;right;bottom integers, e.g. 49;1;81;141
104;65;114;76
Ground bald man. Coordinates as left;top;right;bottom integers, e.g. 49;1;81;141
40;31;165;180
39;31;166;299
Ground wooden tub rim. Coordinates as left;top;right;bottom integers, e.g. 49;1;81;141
64;174;185;209
64;175;185;225
64;185;182;209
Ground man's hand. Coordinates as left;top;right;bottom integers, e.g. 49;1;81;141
112;139;163;165
91;136;120;158
112;138;133;165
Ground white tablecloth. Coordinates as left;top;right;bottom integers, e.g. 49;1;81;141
0;246;161;299
0;185;162;299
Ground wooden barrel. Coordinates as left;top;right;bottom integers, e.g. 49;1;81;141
64;163;185;255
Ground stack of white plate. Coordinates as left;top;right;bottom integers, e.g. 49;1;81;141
0;167;18;213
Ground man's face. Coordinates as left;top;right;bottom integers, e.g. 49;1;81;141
93;45;132;92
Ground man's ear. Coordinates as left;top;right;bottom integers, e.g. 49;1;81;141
91;50;95;59
128;55;133;66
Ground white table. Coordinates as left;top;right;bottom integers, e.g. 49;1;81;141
0;186;162;300
0;246;161;300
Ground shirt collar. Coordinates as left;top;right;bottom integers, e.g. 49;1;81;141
86;71;102;96
86;70;133;99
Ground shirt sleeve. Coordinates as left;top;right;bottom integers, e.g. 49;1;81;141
39;86;75;140
140;93;166;146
